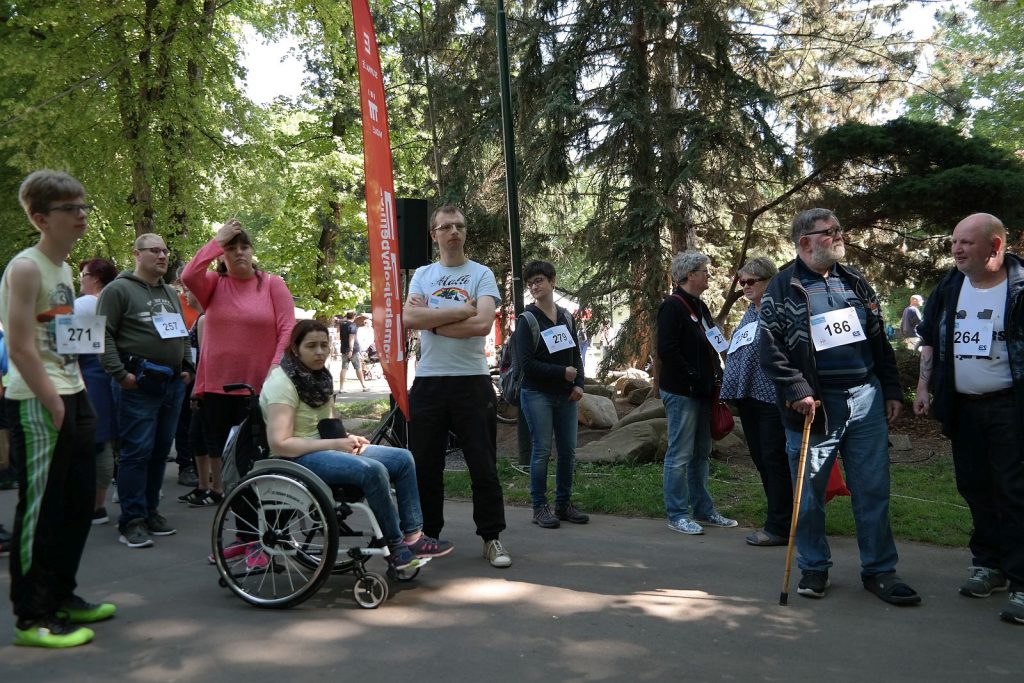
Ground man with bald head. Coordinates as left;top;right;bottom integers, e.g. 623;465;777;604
914;213;1024;625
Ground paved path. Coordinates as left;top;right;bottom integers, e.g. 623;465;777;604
0;472;1020;682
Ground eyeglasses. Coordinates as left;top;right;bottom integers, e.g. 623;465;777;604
46;203;94;214
526;278;548;288
803;225;844;238
738;278;766;287
138;246;170;256
80;271;94;278
431;222;466;233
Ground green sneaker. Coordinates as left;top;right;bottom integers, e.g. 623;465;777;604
57;595;117;624
14;618;94;648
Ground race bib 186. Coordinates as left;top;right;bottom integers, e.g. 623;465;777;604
810;307;865;351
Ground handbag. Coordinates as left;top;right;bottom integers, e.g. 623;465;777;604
710;383;735;441
671;294;735;440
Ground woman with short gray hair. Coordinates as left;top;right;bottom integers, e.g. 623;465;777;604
656;251;737;535
721;257;792;546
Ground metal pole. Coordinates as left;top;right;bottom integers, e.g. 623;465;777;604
496;0;524;315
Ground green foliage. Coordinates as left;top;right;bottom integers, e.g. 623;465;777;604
806;117;1024;291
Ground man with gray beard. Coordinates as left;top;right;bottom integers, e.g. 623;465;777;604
758;208;919;606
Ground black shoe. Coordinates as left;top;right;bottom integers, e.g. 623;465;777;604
555;502;589;524
187;490;223;508
532;504;560;529
797;571;830;599
91;507;109;525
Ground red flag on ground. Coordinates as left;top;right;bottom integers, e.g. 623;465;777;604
351;0;408;418
826;460;851;503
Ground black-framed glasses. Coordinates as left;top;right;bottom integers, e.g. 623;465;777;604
138;246;170;256
47;203;94;214
80;271;94;278
526;277;548;288
803;225;844;238
738;277;766;287
431;222;466;233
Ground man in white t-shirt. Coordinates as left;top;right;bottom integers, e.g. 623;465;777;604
403;205;510;568
914;213;1024;626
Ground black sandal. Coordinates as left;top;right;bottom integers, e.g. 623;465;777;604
863;573;922;606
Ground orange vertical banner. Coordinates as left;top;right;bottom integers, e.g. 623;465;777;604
351;0;409;418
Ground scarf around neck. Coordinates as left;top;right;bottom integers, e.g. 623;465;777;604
280;352;334;408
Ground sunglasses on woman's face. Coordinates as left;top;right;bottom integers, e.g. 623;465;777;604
738;277;766;287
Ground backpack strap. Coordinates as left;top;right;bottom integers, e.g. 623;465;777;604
521;310;541;351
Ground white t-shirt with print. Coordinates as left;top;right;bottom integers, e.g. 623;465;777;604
409;259;501;376
953;278;1012;394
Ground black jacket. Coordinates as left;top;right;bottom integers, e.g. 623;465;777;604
513;304;585;396
656;287;720;399
917;253;1024;437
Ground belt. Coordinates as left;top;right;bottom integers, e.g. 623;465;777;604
956;388;1015;402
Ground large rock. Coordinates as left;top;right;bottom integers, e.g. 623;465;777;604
628;386;652;405
583;383;615;399
613;397;666;430
620;377;651;397
576;420;665;464
578;393;618;429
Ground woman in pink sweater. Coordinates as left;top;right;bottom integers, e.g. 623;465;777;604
181;219;295;505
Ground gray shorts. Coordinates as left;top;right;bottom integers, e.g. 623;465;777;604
342;352;362;370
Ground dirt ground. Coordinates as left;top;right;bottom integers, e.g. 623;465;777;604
495;398;953;468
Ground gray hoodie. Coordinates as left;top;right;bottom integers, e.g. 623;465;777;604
96;271;192;381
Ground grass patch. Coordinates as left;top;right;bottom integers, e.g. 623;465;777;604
443;454;971;546
334;398;389;420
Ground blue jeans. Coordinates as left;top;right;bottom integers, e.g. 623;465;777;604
661;389;714;522
784;377;898;577
520;388;578;508
295;445;422;546
113;379;185;527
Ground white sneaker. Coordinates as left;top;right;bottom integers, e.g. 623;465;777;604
484;539;512;568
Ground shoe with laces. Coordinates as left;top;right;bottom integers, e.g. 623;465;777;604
533;504;560;529
1000;591;1024;625
696;511;738;528
555;502;590;524
667;517;704;535
145;513;177;536
57;596;116;624
406;535;454;558
177;466;199;488
14;617;94;648
483;539;512;568
387;544;422;571
798;570;830;599
960;565;1008;598
118;519;154;548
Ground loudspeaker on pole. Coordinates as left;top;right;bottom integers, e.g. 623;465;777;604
396;198;431;270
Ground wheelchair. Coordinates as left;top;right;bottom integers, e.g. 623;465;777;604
211;387;422;610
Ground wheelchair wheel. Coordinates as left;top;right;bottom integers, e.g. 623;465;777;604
212;470;339;609
353;571;389;609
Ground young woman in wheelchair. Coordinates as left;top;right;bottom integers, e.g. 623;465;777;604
259;319;453;570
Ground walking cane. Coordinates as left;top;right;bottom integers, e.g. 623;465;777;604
779;401;819;606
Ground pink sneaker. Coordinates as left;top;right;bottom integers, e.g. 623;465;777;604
208;539;253;565
245;546;270;571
